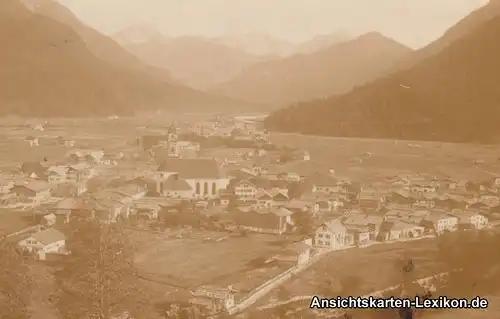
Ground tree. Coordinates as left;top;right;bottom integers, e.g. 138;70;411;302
292;211;314;235
53;219;151;319
0;240;33;319
287;182;307;199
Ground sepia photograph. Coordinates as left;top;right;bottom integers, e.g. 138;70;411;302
1;0;500;318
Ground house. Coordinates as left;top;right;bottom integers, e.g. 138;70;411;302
377;220;425;241
189;285;235;314
421;212;459;235
65;149;104;165
233;180;258;200
345;225;371;246
452;209;489;230
342;214;384;240
51;197;96;221
18;228;66;259
66;163;95;183
274;241;312;266
157;158;229;199
45;165;69;184
254;189;274;208
101;154;118;166
228;207;293;235
93;193;128;222
302;150;310;161
56;137;76;147
308;174;340;194
25;136;39;147
42;213;57;228
478;194;500;207
407;183;437;194
314;219;347;249
20;162;46;178
111;184;147;200
218;190;232;207
32;123;45;132
268;188;289;204
158;174;193;198
173;141;200;158
11;180;51;202
130;201;161;220
285;200;312;214
388;191;415;209
358;190;386;212
51;182;87;197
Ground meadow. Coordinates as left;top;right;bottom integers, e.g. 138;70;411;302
270;133;500;182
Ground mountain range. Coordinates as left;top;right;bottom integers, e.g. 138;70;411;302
265;0;500;143
212;31;350;56
210;32;412;106
118;34;272;90
0;0;256;117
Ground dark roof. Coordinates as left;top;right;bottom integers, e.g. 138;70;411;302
31;228;66;245
229;208;285;230
20;162;46;175
162;177;192;191
53;197;88;210
25;180;50;192
157;158;223;179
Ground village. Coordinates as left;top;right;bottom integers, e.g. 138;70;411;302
0;115;499;318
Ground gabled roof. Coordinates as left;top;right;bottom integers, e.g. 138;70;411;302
112;184;147;197
53;197;88;210
424;212;458;223
162;177;192;191
31;228;66;245
157;158;223;179
20;162;46;175
320;219;347;233
343;214;384;226
25;180;50;192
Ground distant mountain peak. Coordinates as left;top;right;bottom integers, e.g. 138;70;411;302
355;31;389;41
113;24;166;45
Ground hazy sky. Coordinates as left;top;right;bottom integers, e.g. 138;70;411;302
59;0;489;48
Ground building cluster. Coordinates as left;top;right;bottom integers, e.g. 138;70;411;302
1;116;499;315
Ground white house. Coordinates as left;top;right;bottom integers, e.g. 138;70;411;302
18;228;66;259
233;180;258;200
452;209;489;229
157;158;229;199
314;219;347;249
25;136;39;147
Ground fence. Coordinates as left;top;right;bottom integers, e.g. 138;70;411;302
257;271;450;315
228;250;326;314
3;225;41;239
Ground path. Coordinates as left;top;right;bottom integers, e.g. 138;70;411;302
257;272;448;318
227;234;437;315
226;248;329;315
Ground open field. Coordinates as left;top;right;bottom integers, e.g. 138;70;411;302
270;133;500;182
0;208;36;237
266;238;443;299
131;229;288;289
